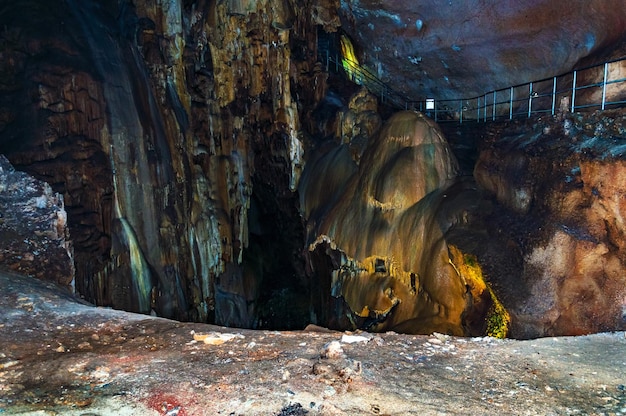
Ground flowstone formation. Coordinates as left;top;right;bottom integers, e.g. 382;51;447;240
2;0;625;341
301;109;504;336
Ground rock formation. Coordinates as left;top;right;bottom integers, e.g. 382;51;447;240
301;108;502;336
2;269;625;415
473;109;626;338
0;156;74;289
0;0;625;339
0;0;318;325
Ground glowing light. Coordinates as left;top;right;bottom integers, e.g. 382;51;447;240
449;245;510;338
340;35;362;84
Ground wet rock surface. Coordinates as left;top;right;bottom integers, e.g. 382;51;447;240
1;0;626;339
300;110;496;336
0;0;319;325
1;271;625;415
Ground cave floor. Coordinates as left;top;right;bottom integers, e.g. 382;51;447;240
0;271;625;415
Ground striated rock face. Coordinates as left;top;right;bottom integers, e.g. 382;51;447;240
301;108;496;335
0;156;74;289
0;0;319;325
474;109;626;338
337;0;626;100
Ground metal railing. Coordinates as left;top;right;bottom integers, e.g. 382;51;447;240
420;56;626;123
320;45;626;124
320;50;418;111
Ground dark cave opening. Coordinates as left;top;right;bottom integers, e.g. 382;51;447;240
242;179;310;331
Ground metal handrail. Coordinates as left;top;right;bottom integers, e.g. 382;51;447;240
423;56;626;123
320;44;626;124
320;50;418;111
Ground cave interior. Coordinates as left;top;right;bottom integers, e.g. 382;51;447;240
1;0;626;341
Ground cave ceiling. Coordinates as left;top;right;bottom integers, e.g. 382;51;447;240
337;0;626;101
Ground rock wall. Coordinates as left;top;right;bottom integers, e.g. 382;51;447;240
2;0;625;339
338;0;626;99
0;0;324;325
474;109;626;338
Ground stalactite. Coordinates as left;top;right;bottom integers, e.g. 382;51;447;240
108;145;154;314
0;0;321;327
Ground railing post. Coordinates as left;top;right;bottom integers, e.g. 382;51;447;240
528;82;533;118
326;49;330;72
571;70;577;112
492;91;496;121
509;87;513;119
483;94;487;122
459;101;463;124
477;97;480;122
551;76;557;116
601;62;608;110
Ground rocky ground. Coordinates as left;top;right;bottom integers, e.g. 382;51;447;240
0;271;625;415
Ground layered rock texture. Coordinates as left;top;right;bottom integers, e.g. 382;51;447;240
0;0;317;325
301;108;499;335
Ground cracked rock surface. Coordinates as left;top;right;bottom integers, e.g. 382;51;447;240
1;271;625;415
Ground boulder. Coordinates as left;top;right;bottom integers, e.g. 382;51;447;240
0;155;74;289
